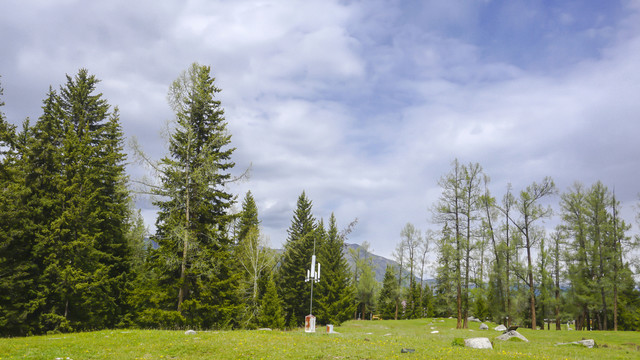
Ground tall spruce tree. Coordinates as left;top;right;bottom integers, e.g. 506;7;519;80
315;213;354;325
19;70;132;333
277;191;317;326
151;63;240;328
0;81;39;336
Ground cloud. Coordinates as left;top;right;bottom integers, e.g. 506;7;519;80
2;0;640;262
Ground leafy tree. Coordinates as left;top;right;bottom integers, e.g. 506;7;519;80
509;177;555;330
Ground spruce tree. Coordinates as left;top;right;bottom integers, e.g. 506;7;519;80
315;214;354;325
277;191;317;326
151;63;240;328
377;265;398;319
259;273;286;329
19;70;132;333
0;83;39;336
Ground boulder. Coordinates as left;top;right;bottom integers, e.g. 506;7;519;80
494;324;507;332
464;337;493;349
185;330;197;335
496;330;529;342
467;316;481;323
555;339;596;348
479;323;489;330
430;330;439;334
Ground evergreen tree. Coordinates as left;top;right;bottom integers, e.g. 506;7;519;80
277;191;317;326
151;63;240;328
259;273;285;329
406;281;422;319
377;265;399;319
0;83;39;336
235;191;275;328
315;213;355;325
17;70;132;333
422;282;434;318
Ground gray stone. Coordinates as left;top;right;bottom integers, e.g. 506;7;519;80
430;330;439;334
257;328;272;331
185;330;197;335
401;348;415;353
495;330;529;342
464;337;493;349
467;316;481;323
555;339;595;348
494;324;507;331
479;323;489;330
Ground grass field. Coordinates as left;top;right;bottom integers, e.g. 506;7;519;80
1;318;639;359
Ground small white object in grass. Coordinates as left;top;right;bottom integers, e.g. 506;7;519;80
185;330;197;335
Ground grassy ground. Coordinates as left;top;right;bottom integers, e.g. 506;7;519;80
1;318;639;359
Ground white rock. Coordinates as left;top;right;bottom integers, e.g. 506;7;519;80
496;330;529;342
464;337;493;349
479;323;489;330
185;330;197;335
430;330;439;334
494;325;507;332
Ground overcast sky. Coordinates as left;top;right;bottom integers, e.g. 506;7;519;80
2;0;640;261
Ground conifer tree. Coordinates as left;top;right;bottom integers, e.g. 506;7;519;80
151;63;240;328
260;273;285;329
277;191;317;326
377;265;399;319
18;70;132;333
0;82;39;336
315;213;355;325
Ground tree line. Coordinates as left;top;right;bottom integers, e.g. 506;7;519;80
414;160;639;331
0;65;356;336
1;66;639;336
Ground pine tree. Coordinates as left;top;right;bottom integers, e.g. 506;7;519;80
17;70;132;333
277;191;317;326
315;213;355;325
260;273;285;329
151;63;240;328
235;191;275;328
0;83;39;336
422;282;434;318
377;265;399;319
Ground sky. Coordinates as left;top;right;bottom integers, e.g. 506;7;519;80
2;0;640;263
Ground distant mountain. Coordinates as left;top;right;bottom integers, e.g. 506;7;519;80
342;243;436;287
342;243;398;282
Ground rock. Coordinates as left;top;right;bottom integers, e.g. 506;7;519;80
467;316;481;323
401;348;415;353
578;340;596;348
257;328;272;331
464;337;493;349
496;330;529;342
185;330;197;335
556;339;596;348
430;330;439;334
494;324;507;332
479;323;489;330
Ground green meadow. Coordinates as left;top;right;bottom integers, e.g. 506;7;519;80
1;319;638;360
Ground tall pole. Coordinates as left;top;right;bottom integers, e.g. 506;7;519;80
306;238;321;314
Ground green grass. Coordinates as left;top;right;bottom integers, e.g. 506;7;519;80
1;318;639;359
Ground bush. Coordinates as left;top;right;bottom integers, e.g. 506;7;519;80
135;309;185;329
